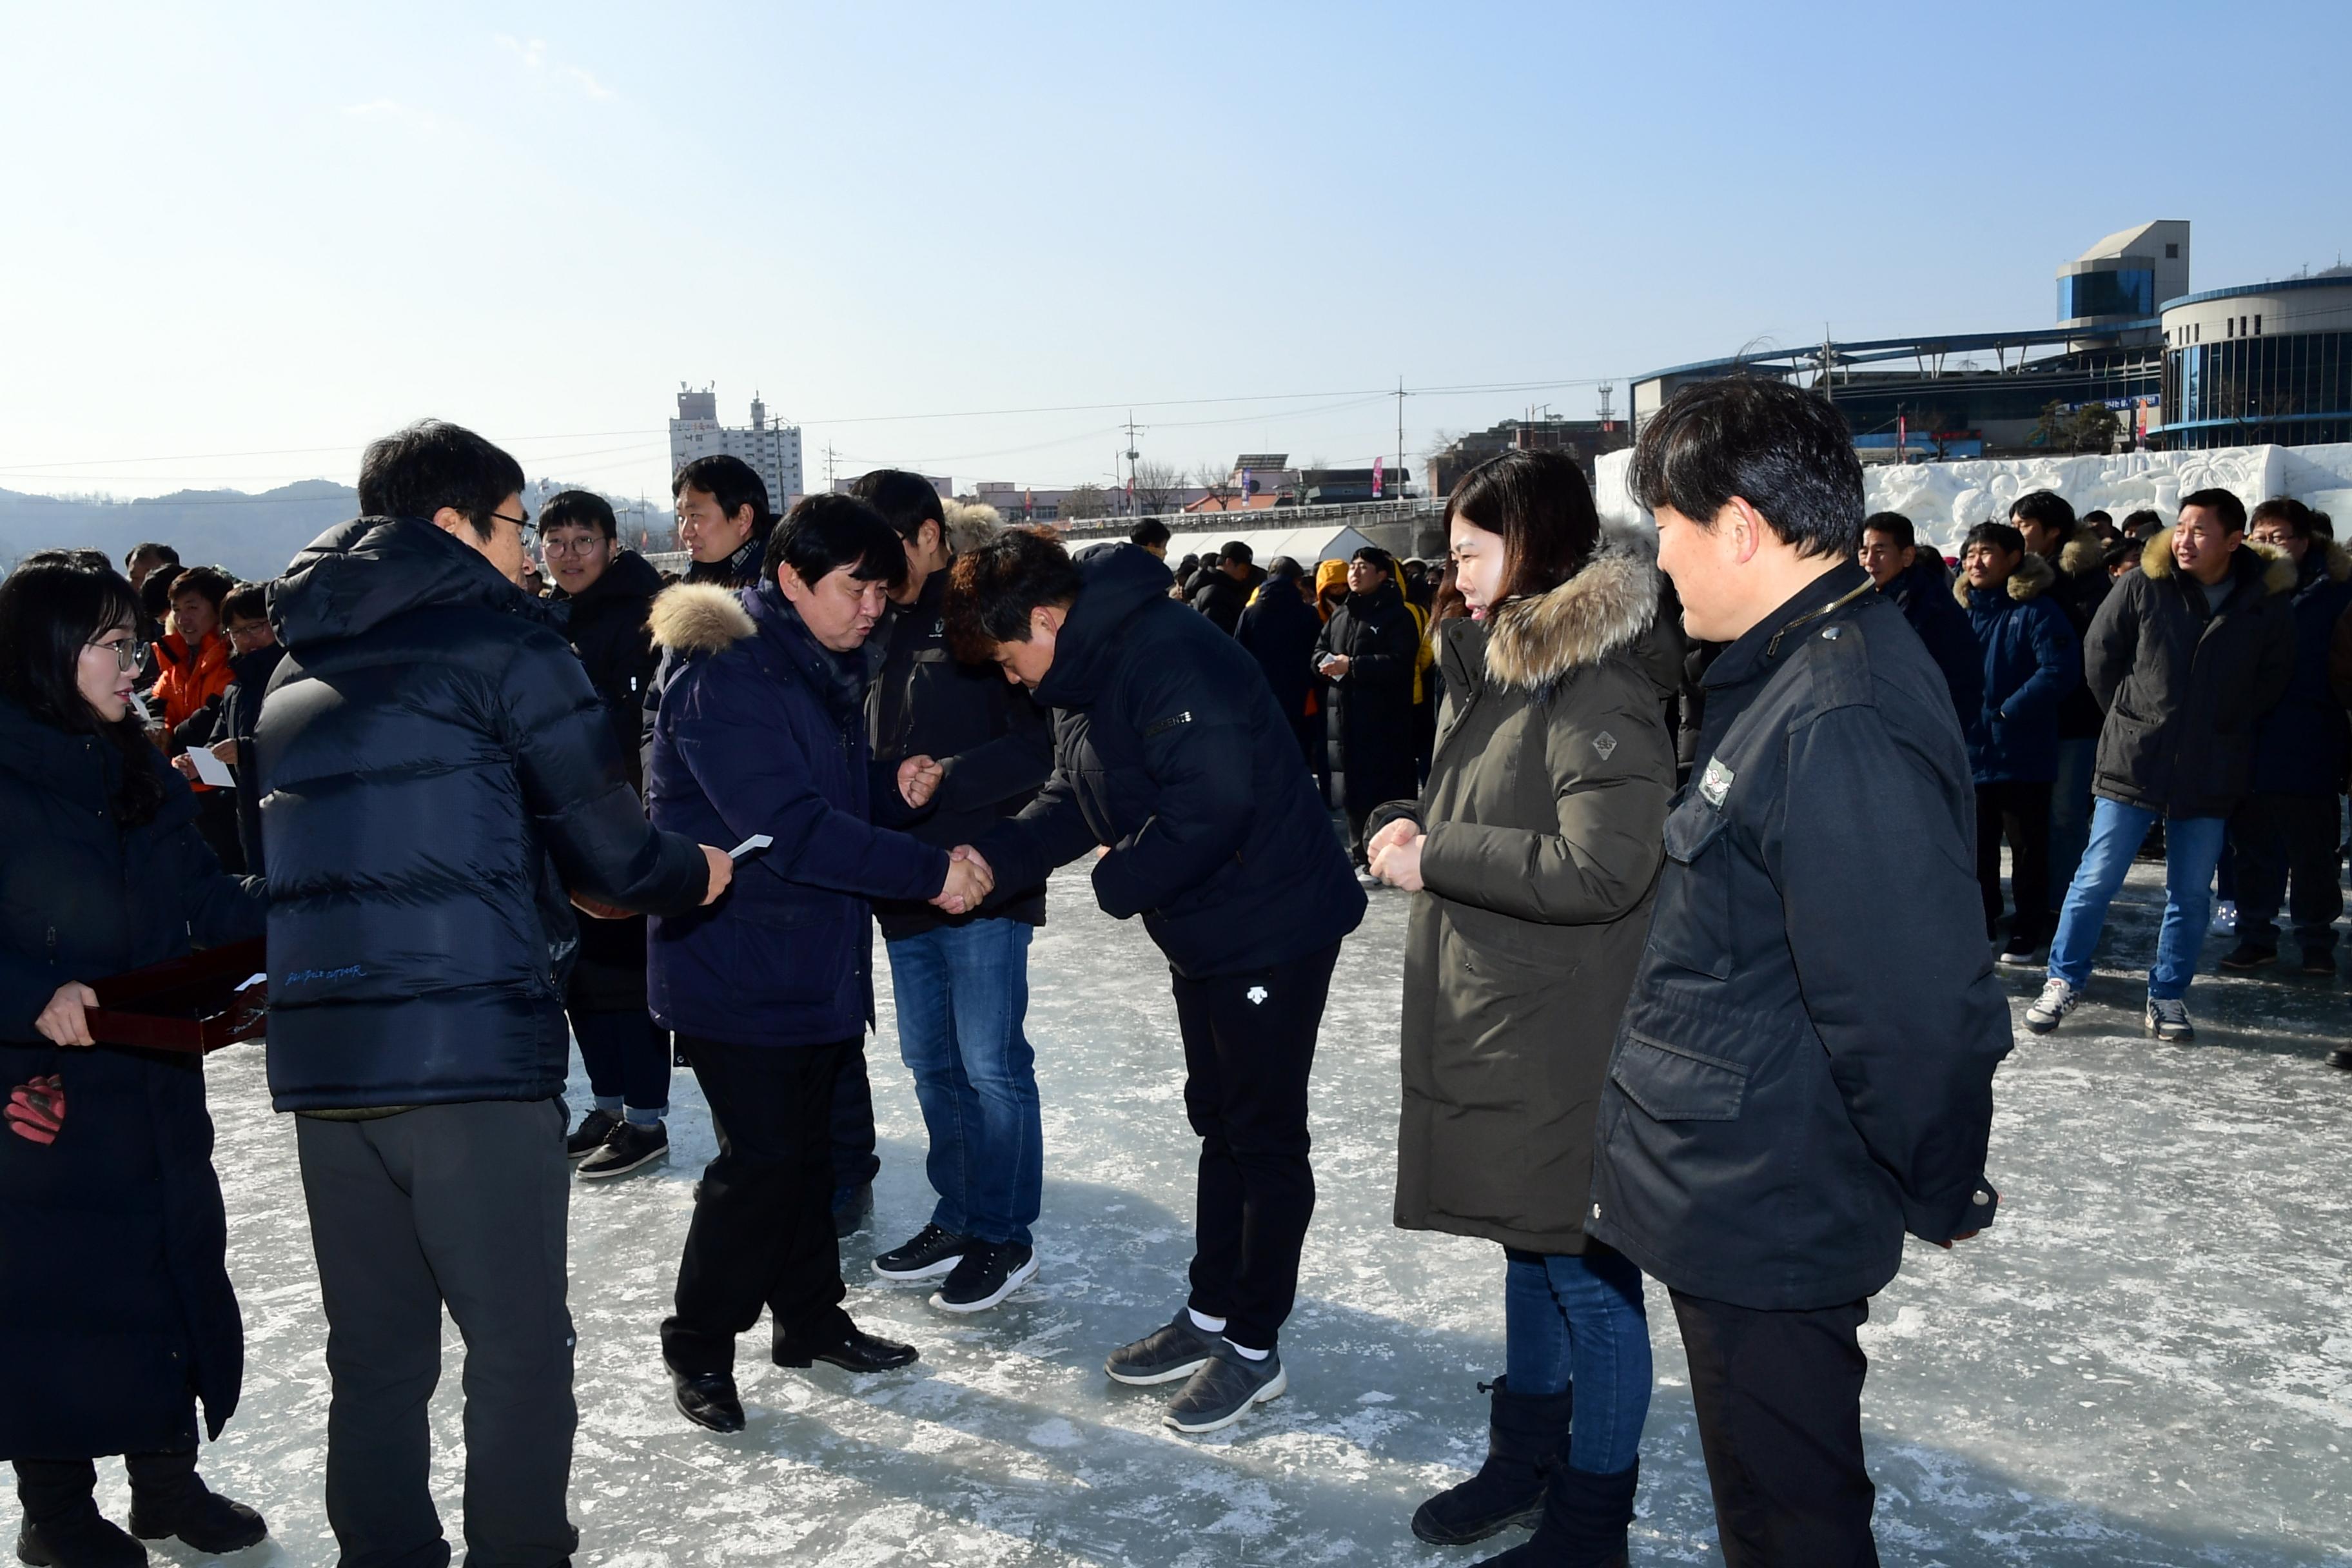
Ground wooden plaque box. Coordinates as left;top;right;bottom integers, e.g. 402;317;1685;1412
85;939;268;1054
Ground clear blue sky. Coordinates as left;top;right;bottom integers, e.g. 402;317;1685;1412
4;1;2347;502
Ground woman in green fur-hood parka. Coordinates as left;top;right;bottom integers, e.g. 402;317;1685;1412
1367;448;1676;1559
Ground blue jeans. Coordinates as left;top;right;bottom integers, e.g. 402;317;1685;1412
886;919;1043;1246
2048;798;2227;1000
1504;1246;1651;1474
2048;738;2097;912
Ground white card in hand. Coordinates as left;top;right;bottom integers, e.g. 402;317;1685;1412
729;834;774;861
190;747;237;788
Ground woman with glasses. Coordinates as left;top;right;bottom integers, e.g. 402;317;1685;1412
0;552;270;1565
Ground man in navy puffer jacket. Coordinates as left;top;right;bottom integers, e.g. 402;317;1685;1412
1956;522;2079;965
644;495;979;1435
260;420;727;1568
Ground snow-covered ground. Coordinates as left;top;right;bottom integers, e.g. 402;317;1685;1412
92;859;2352;1566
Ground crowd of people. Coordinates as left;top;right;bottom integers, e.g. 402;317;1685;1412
0;373;2333;1567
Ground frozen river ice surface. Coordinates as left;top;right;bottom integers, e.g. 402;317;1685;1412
98;860;2352;1565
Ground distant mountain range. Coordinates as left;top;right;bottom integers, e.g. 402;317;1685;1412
0;479;670;582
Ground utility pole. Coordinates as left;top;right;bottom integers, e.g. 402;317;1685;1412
823;441;838;491
1121;411;1145;513
1395;376;1406;500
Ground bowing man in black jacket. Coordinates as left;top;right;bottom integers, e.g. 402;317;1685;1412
260;422;734;1568
949;533;1365;1438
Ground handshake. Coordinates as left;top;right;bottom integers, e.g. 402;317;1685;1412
934;845;995;916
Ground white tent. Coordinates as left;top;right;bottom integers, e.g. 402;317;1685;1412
1159;524;1382;569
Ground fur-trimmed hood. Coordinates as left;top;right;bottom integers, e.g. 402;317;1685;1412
650;582;757;654
1483;525;1661;691
2059;535;2107;578
2139;528;2298;596
1953;549;2056;607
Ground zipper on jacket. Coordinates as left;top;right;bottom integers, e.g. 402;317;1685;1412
1142;710;1194;739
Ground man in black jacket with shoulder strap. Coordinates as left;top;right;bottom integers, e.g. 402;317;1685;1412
260;421;733;1568
853;470;1056;1312
1587;378;2012;1567
949;531;1365;1438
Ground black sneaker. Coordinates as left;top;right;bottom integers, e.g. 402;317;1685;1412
2301;948;2338;977
1104;1311;1222;1386
578;1119;668;1179
2328;1044;2352;1072
1164;1346;1286;1434
872;1223;970;1281
2220;943;2277;972
930;1241;1038;1313
565;1108;620;1159
1996;940;2040;968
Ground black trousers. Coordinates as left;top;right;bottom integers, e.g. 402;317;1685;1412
662;1035;852;1377
567;1005;670;1113
1672;1289;1877;1568
2230;792;2344;955
1170;941;1338;1351
296;1099;578;1568
831;1039;879;1192
1975;779;2052;946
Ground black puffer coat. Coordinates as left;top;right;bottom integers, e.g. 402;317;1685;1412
553;551;665;1012
2048;536;2113;742
2086;529;2297;819
259;517;710;1112
0;698;266;1460
1313;578;1421;810
975;544;1365;977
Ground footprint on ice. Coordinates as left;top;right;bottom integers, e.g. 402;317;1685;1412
1026;1417;1083;1449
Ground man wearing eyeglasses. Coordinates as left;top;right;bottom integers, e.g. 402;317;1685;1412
257;420;738;1568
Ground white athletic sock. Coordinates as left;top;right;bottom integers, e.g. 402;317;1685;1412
1225;1338;1269;1362
1188;1308;1228;1335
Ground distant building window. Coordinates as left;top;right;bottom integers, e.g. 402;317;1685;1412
2165;243;2179;259
2255;315;2262;335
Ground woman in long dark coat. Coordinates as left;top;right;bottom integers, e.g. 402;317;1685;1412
0;553;269;1566
1368;452;1676;1567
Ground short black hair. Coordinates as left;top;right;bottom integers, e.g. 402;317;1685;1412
2311;511;2335;542
672;455;772;528
357;419;527;541
1221;540;1253;566
168;565;235;611
2122;508;2164;538
944;527;1086;662
1861;511;1916;551
763;493;906;593
1351;545;1396;577
1963;522;2026;558
2010;489;2077;542
1129;518;1171;549
126;542;179;573
849;469;947;544
1264;555;1303;579
2081;509;2113;529
222;582;270;624
1175;553;1200;576
2249;497;2315;539
0;554;164;825
542;489;618;540
2180;487;2248;535
1628;377;1862;560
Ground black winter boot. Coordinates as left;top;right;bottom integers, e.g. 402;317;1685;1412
124;1449;266;1554
1475;1458;1638;1567
1411;1377;1574;1545
13;1458;146;1568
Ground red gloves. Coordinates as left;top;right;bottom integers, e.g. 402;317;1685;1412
5;1075;64;1146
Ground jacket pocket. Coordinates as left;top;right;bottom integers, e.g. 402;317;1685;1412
1609;1029;1750;1122
1648;798;1734;979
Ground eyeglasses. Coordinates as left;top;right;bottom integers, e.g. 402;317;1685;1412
541;534;609;557
491;507;534;539
85;637;138;672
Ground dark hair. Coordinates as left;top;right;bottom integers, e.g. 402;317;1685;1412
125;542;179;573
763;493;907;593
2180;487;2248;534
672;455;772;529
2249;497;2315;539
223;583;270;624
0;556;167;825
2312;511;2335;542
1861;511;1916;551
140;569;175;622
1351;545;1396;578
166;565;235;611
1264;555;1303;579
2009;489;2077;542
2104;540;2139;571
2081;509;2113;528
1446;448;1602;602
1963;522;2026;558
357;419;526;542
542;489;618;540
1627;377;1862;560
1220;540;1254;567
1129;518;1171;549
1175;553;1200;577
2122;508;2164;537
850;469;948;544
944;527;1085;662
